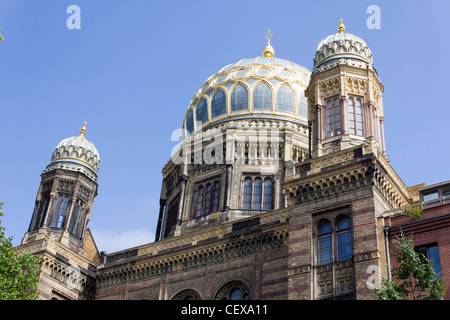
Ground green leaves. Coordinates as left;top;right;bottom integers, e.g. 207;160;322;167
372;231;445;300
0;202;41;300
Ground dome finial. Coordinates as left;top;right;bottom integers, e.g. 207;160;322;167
338;19;345;33
80;121;87;136
262;28;275;57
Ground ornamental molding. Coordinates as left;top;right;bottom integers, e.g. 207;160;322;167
283;139;409;209
313;38;373;70
319;78;340;98
43;161;98;182
345;77;367;95
97;225;288;289
312;58;376;76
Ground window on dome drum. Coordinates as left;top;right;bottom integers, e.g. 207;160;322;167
276;85;295;112
326;96;341;137
243;178;253;210
211;89;227;118
253;82;272;109
298;93;308;117
263;179;273;210
252;178;262;209
348;96;363;135
49;195;70;228
196;98;208;124
186;110;194;134
231;84;248;111
242;177;273;210
193;180;220;218
68;199;85;237
317;216;352;265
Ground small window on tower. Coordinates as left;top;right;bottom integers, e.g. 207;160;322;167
325;96;341;137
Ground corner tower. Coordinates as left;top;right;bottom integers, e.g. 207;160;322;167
306;19;386;158
22;122;100;256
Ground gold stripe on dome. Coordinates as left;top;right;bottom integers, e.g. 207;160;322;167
202;111;308;127
51;156;98;171
314;51;372;70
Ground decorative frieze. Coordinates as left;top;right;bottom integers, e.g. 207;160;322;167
57;178;75;193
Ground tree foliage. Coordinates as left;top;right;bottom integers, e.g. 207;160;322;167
373;231;445;300
0;202;41;300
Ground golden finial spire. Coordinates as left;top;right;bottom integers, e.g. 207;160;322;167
338;19;345;33
265;28;273;44
262;28;275;57
80;121;87;136
0;28;4;41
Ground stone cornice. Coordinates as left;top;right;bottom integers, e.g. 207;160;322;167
283;138;409;209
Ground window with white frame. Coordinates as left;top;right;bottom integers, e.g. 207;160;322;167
325;96;341;137
348;96;363;135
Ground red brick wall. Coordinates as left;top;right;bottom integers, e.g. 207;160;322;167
385;203;450;299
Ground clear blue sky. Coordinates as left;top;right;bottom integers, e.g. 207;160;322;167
1;0;449;253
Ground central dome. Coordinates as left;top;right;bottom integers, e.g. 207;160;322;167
182;55;311;136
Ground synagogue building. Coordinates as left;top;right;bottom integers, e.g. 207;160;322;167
16;20;450;300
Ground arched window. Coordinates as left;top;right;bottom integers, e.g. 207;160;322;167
31;196;50;231
253;82;272;109
172;289;202;300
242;177;274;210
212;181;220;212
336;217;352;261
50;195;70;228
318;221;332;265
215;281;250;300
196;98;208;124
204;184;212;215
231;84;248;111
298;91;307;117
192;180;220;218
348;96;363;135
211;89;226;118
227;288;249;300
68;200;85;237
195;186;204;217
263;178;273;210
252;178;262;209
186;110;194;134
243;178;253;209
276;85;295;112
165;198;179;237
326;96;341;137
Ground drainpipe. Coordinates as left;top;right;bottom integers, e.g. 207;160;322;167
384;226;391;281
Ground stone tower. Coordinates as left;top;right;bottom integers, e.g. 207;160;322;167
306;19;386;158
18;123;101;299
283;20;410;300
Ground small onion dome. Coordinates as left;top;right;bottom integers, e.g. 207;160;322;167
46;122;100;177
313;19;374;74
